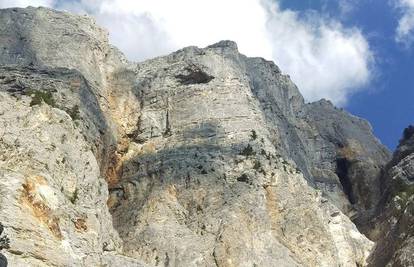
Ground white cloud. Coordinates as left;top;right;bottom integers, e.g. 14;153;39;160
264;1;372;105
0;0;54;8
57;0;273;61
338;0;358;17
0;0;373;106
394;0;414;45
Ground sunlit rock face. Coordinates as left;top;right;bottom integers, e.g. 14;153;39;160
0;6;402;267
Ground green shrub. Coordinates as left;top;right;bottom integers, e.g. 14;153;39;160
240;144;255;157
253;160;261;170
237;174;249;183
27;89;56;107
250;130;257;140
69;188;79;204
394;183;414;208
67;105;80;120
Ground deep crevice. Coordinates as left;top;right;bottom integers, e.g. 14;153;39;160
336;158;356;205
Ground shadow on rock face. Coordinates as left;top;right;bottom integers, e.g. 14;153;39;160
366;125;414;267
107;121;280;265
0;223;9;267
0;254;7;267
0;65;117;173
175;65;214;85
336;157;356;205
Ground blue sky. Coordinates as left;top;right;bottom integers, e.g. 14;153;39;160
0;0;412;150
279;0;413;149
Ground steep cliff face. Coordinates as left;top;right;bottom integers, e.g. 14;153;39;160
106;41;375;266
0;7;145;267
367;126;414;266
0;6;401;267
245;54;390;215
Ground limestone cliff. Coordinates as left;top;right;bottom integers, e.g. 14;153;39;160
366;126;414;266
0;6;409;267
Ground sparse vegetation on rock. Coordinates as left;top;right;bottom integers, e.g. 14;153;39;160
26;89;56;107
0;6;403;267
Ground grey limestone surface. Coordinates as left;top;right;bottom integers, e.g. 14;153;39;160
0;6;410;267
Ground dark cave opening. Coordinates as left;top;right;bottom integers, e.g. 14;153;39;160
336;158;356;205
175;66;214;85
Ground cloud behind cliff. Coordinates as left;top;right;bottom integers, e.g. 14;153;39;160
0;0;53;8
0;0;373;106
394;0;414;45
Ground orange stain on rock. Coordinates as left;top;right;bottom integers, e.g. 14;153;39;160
20;176;63;240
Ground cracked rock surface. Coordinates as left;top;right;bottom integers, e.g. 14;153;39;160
366;126;414;267
0;6;409;267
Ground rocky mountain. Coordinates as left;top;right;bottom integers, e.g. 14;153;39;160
366;126;414;266
0;6;411;267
